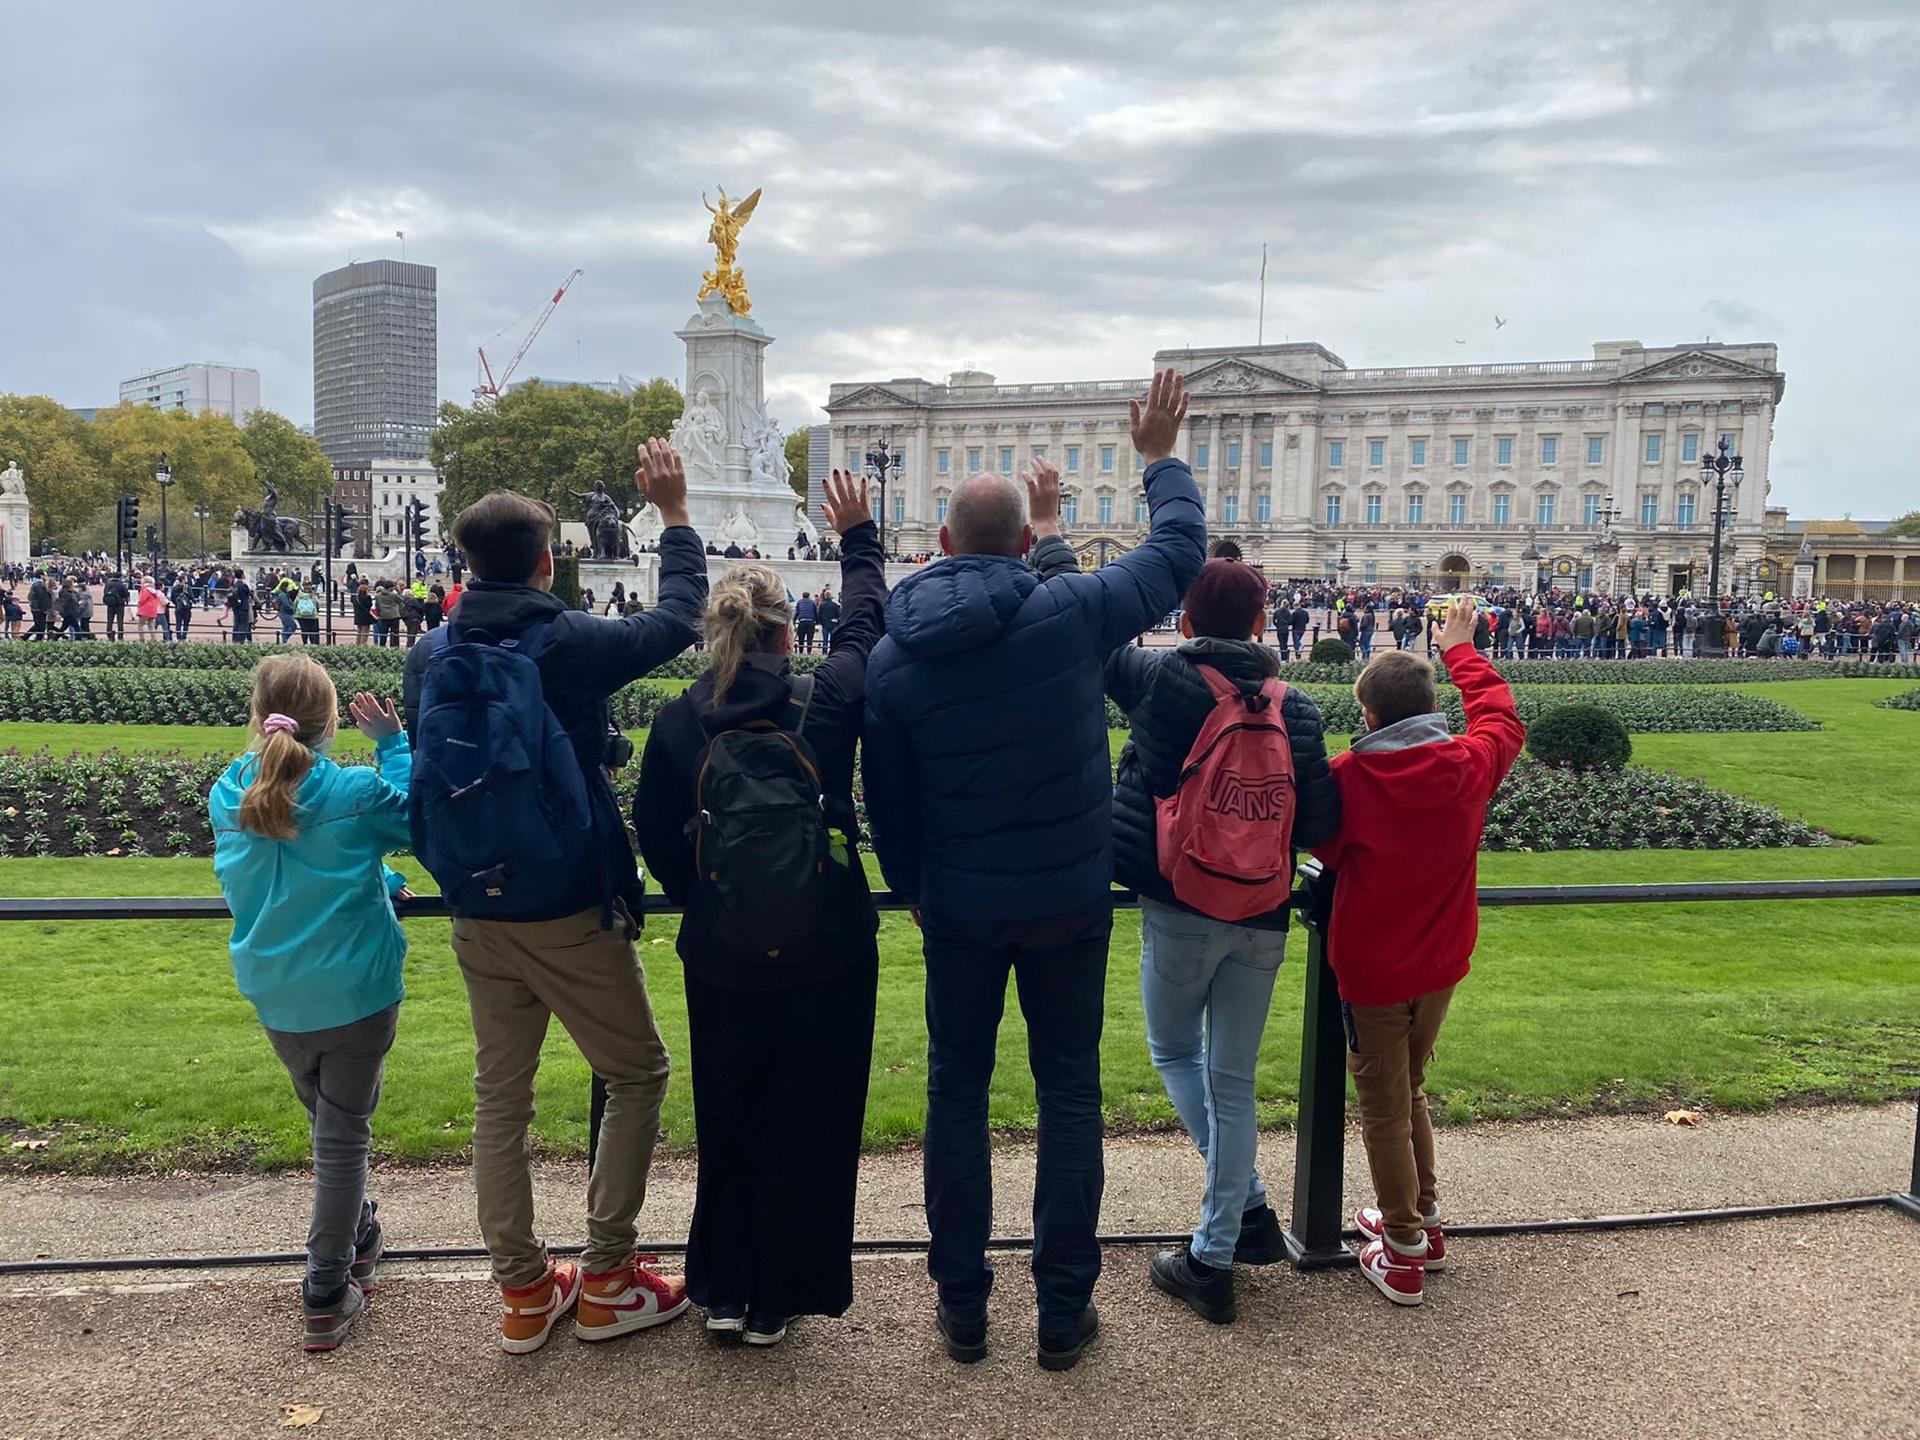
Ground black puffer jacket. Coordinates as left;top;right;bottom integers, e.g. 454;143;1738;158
1106;636;1340;930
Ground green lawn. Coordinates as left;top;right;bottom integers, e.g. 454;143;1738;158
1;678;1917;1169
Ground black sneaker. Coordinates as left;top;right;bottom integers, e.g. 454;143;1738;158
349;1202;383;1295
936;1302;988;1365
705;1302;748;1334
1036;1303;1099;1372
1234;1203;1285;1266
1149;1247;1236;1325
744;1312;789;1347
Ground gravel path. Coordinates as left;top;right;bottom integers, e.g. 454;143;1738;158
3;1106;1915;1438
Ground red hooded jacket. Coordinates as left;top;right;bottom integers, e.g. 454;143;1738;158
1311;644;1525;1005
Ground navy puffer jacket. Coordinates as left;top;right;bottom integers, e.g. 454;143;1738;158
863;458;1206;922
1107;637;1341;930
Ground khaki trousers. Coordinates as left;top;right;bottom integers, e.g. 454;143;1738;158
1345;985;1456;1250
452;904;670;1287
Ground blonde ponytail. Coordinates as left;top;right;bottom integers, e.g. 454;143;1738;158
236;654;340;840
705;565;793;705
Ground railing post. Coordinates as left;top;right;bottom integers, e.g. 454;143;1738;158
1283;903;1355;1270
1895;1091;1920;1224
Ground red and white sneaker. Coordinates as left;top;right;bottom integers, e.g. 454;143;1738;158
1358;1237;1427;1307
499;1261;582;1354
1355;1206;1447;1272
574;1254;690;1342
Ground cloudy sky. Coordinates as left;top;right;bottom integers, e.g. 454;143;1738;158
3;0;1916;514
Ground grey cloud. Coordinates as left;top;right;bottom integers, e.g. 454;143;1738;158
1;0;1917;513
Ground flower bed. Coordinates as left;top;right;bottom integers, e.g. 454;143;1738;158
0;643;410;674
1877;688;1920;712
1482;760;1832;851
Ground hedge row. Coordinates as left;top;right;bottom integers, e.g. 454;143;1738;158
0;747;1831;859
0;643;830;681
1108;684;1817;737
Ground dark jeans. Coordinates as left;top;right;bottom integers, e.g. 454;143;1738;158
264;1003;398;1294
921;902;1110;1329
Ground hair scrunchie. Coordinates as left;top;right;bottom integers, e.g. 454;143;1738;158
261;713;301;736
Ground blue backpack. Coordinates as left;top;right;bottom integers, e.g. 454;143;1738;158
410;619;596;918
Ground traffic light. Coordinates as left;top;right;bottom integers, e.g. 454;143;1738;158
118;494;140;552
328;502;353;557
407;497;430;550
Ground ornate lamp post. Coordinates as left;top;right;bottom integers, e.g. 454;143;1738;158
864;435;907;556
1336;538;1351;585
1697;435;1745;655
193;505;210;560
154;454;175;561
1521;532;1545;595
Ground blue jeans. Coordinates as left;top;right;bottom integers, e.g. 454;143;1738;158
920;903;1109;1329
280;609;297;641
1138;901;1286;1269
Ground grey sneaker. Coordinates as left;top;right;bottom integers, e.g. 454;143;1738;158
302;1279;366;1353
349;1204;384;1295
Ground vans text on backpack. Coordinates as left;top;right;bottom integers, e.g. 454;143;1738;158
1154;666;1297;922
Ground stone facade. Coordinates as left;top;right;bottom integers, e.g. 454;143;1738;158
1761;512;1920;602
826;339;1786;594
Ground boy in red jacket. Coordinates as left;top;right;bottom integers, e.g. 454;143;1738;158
1311;597;1524;1306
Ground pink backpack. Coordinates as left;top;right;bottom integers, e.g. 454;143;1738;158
1155;666;1297;921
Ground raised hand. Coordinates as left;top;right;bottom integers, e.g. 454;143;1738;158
1024;457;1063;539
1437;595;1478;652
635;438;691;528
1129;368;1190;464
348;692;401;740
823;468;873;536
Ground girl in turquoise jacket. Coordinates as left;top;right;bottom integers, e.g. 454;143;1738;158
209;653;412;1353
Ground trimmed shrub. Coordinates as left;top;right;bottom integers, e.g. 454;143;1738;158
1527;703;1632;771
1877;688;1920;712
1309;638;1354;665
550;554;582;610
1484;760;1831;851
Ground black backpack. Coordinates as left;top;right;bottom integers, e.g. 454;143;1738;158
685;677;834;967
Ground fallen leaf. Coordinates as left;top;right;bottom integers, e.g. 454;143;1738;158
281;1403;326;1429
1664;1109;1703;1127
8;1139;49;1152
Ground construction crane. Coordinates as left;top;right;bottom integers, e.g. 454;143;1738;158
474;268;584;405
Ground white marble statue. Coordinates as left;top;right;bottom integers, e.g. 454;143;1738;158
0;459;23;496
714;503;760;552
626;502;666;552
749;419;790;490
669;389;728;481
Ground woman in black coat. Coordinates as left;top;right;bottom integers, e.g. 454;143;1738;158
633;470;886;1347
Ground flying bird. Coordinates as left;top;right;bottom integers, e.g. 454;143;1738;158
1494;315;1508;329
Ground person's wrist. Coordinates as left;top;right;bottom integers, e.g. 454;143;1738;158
659;507;691;529
1140;450;1174;467
1034;519;1063;540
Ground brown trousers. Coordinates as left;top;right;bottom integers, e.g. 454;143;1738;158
452;904;671;1288
1345;985;1456;1250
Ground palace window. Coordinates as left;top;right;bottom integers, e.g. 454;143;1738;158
1134;496;1149;523
1537;493;1556;525
967;447;981;471
1366;494;1383;525
999;447;1014;473
1257;492;1271;523
1493;494;1512;525
1718;431;1737;451
1260;439;1273;468
1677;492;1697;525
1326;494;1343;524
1328;440;1345;468
937;449;950;475
1448;494;1467;525
1063;494;1078;524
1583;493;1600;525
1410;439;1427;467
1640;493;1660;525
1490;563;1507;584
1453;437;1470;465
1101;445;1115;472
1098;494;1114;525
936;497;949;523
1496;437;1514;465
1031;446;1045;463
1224;493;1239;524
1540;436;1558;465
1364;560;1379;583
1196;442;1209;470
1587;436;1605;464
893;494;906;524
1644;435;1662;463
1681;433;1700;463
1065;445;1080;472
1227;440;1241;469
1407;494;1424;525
1369;439;1385;467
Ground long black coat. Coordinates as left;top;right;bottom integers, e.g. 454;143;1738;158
1106;637;1341;930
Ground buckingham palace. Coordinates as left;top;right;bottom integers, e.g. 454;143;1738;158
825;338;1787;596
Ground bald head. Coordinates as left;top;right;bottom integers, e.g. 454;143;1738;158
944;472;1029;558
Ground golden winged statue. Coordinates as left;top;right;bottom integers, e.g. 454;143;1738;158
698;185;762;316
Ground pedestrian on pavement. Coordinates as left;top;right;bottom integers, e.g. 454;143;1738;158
862;369;1205;1372
633;469;885;1349
209;654;414;1353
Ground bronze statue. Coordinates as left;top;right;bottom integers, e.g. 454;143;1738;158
568;479;630;559
698;186;761;316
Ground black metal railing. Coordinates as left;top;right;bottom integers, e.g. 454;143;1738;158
1;876;1916;1277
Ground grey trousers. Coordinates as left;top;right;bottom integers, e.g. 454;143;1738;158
265;1004;398;1294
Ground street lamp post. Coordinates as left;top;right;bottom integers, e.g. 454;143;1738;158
863;435;908;557
1521;532;1545;595
1698;435;1745;657
154;454;175;563
1336;538;1351;585
193;505;209;560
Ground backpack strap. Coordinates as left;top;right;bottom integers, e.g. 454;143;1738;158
786;673;816;735
1194;661;1275;713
